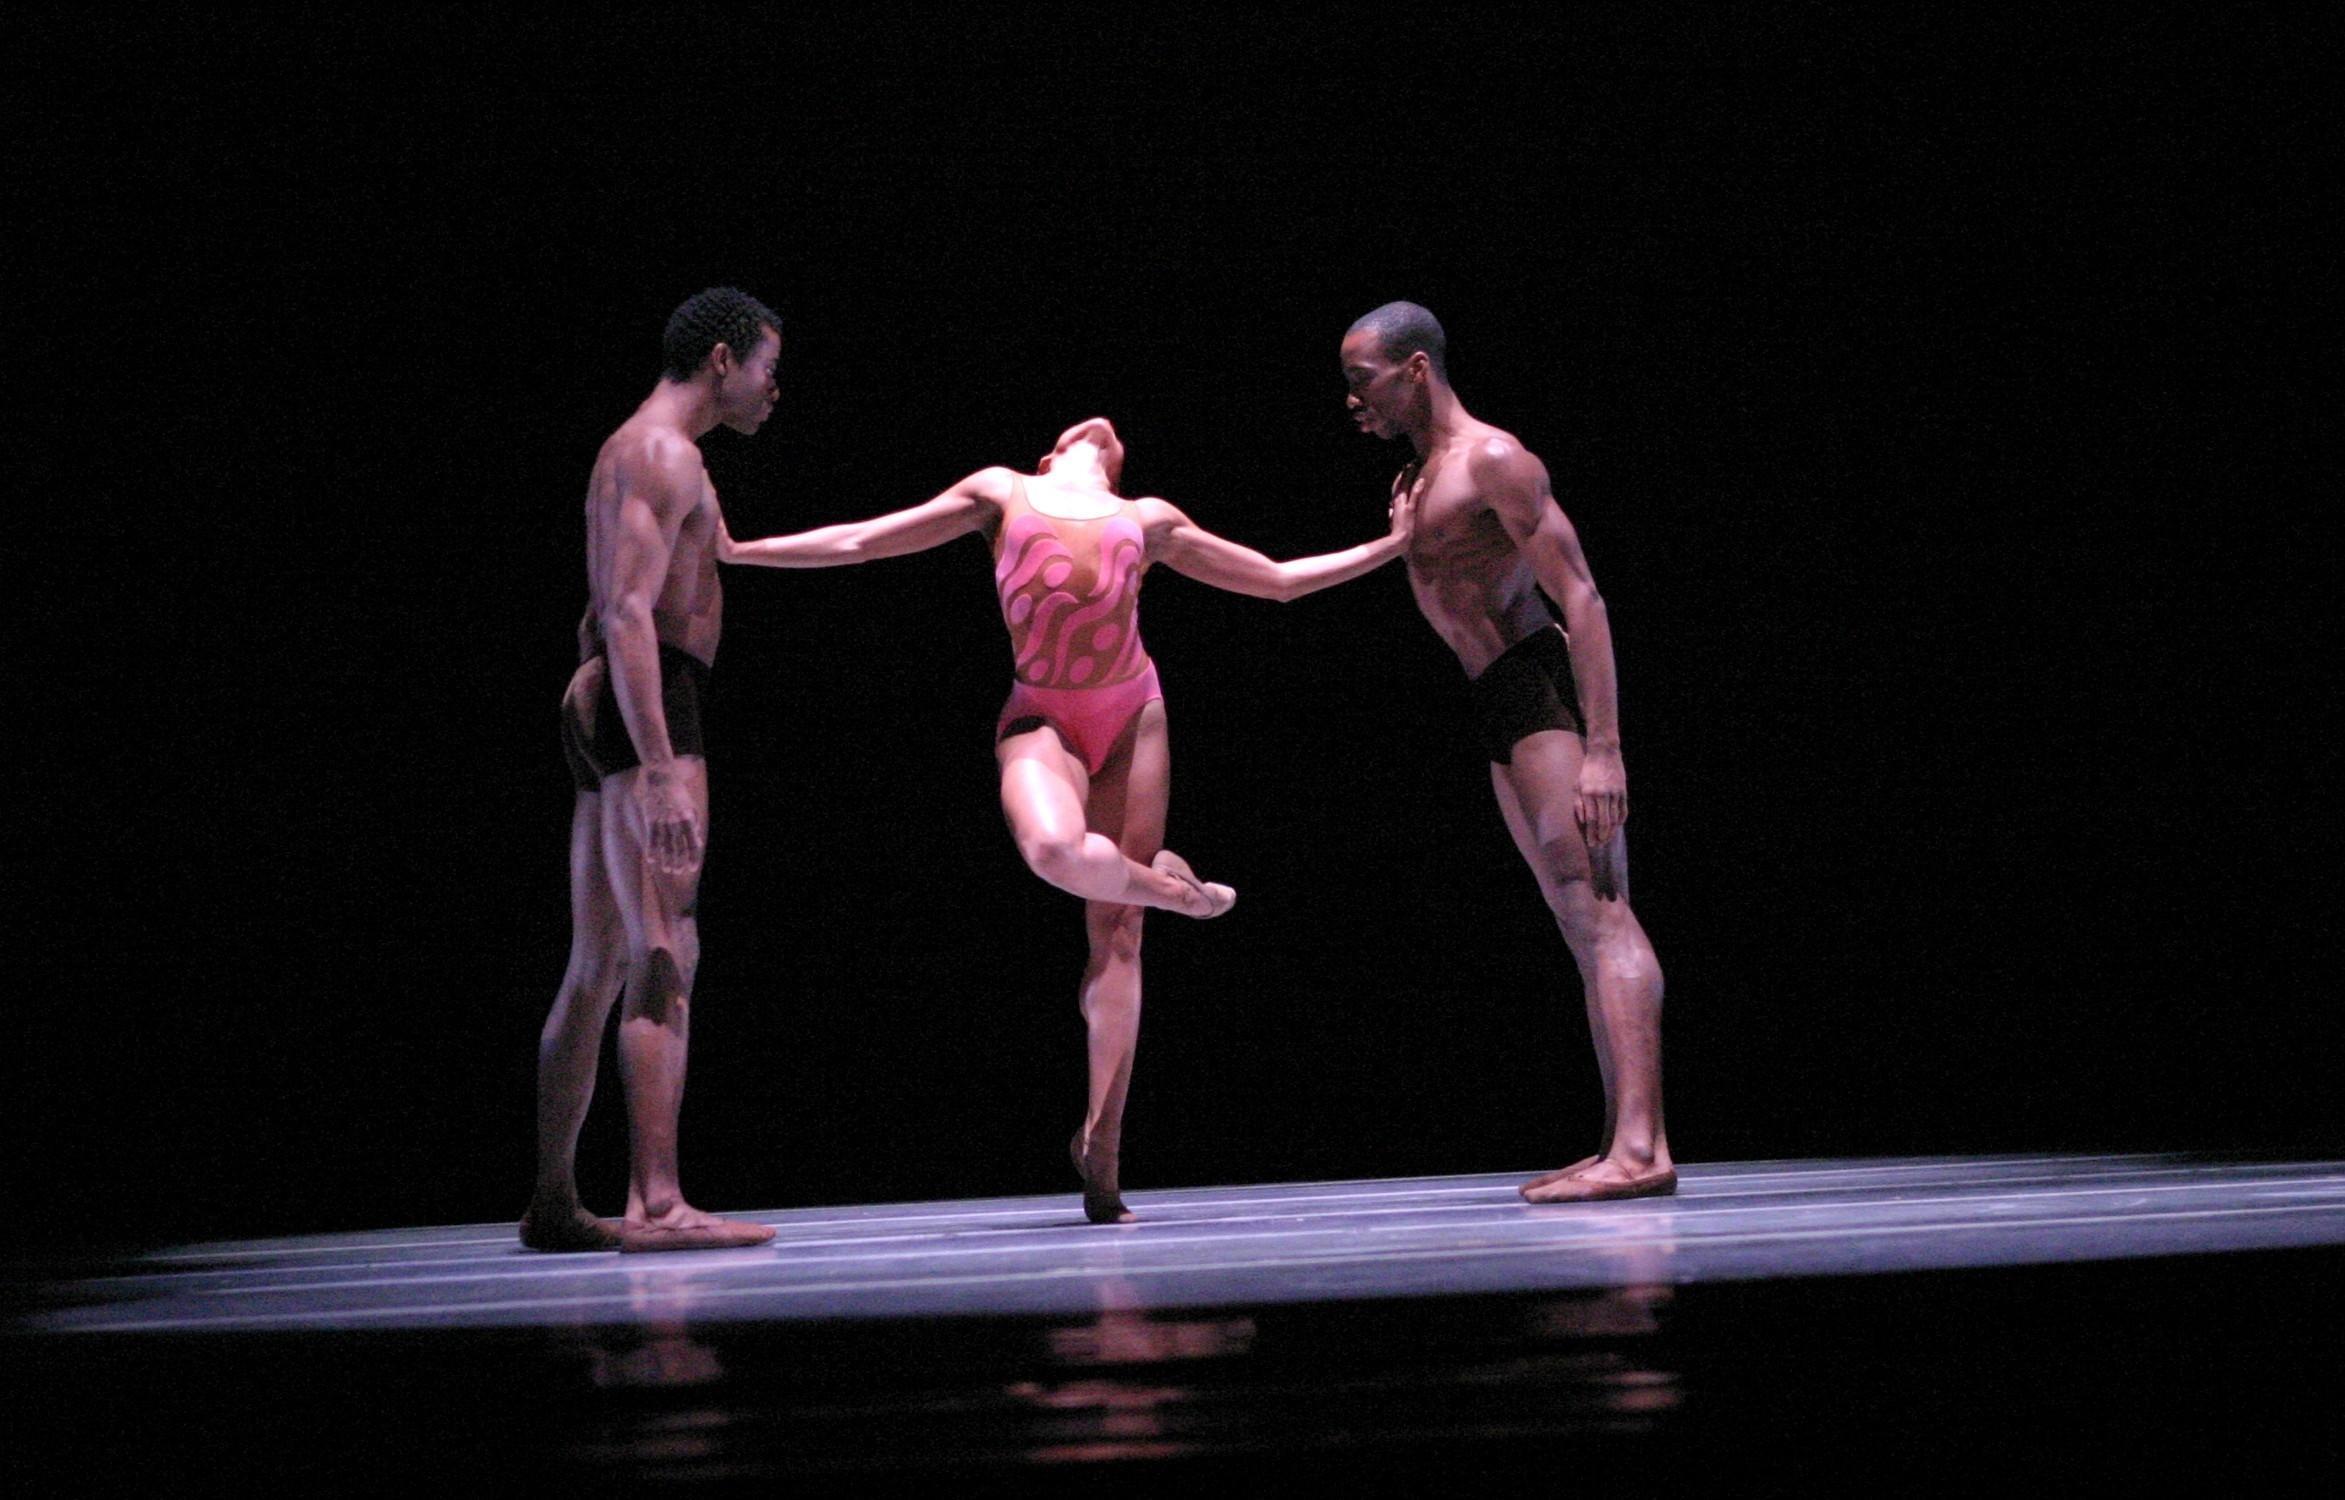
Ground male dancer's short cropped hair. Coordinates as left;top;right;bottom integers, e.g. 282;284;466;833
1347;300;1449;380
662;286;783;381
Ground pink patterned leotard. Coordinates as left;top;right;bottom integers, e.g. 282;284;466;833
992;475;1162;774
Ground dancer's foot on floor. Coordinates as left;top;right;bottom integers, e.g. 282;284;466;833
1152;850;1235;919
519;1199;623;1252
1520;1158;1677;1204
1517;1155;1603;1194
1071;1128;1137;1224
617;1204;777;1253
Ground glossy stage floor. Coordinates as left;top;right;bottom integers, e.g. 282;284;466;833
15;1153;2344;1484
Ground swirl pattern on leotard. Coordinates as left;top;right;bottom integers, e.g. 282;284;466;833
994;508;1149;688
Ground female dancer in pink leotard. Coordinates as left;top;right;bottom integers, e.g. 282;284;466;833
721;419;1411;1221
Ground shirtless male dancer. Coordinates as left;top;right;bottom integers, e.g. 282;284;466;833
721;418;1410;1221
1342;301;1674;1202
521;287;783;1252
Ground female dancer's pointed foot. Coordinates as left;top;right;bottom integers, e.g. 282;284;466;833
519;1199;624;1252
1071;1129;1137;1224
1519;1160;1678;1204
1152;850;1235;919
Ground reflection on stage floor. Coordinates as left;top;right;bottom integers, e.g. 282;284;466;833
13;1154;2341;1482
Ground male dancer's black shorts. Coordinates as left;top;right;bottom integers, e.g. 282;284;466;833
1469;625;1581;764
561;643;712;791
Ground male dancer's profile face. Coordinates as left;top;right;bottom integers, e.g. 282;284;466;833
1339;328;1413;440
716;325;783;435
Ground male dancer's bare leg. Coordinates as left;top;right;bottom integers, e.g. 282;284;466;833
1492;729;1674;1203
1065;704;1173;1224
521;789;630;1251
599;759;775;1252
999;723;1233;917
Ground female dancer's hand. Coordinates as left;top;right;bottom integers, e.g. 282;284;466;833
1386;485;1417;548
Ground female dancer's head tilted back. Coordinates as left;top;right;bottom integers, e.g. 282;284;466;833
1038;417;1126;491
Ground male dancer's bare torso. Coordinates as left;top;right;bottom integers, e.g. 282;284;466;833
1395;419;1564;673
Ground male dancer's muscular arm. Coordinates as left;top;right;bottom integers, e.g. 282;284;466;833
1473;441;1630;851
719;470;1009;566
600;438;706;873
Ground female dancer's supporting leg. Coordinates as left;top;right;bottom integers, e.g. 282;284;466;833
999;700;1217;1222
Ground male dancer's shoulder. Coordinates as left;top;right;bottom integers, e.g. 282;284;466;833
607;428;709;510
1463;429;1551;498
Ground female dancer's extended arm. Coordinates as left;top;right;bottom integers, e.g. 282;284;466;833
1137;488;1413;600
720;467;1013;567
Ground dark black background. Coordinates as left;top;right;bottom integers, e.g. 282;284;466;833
16;7;2331;1247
